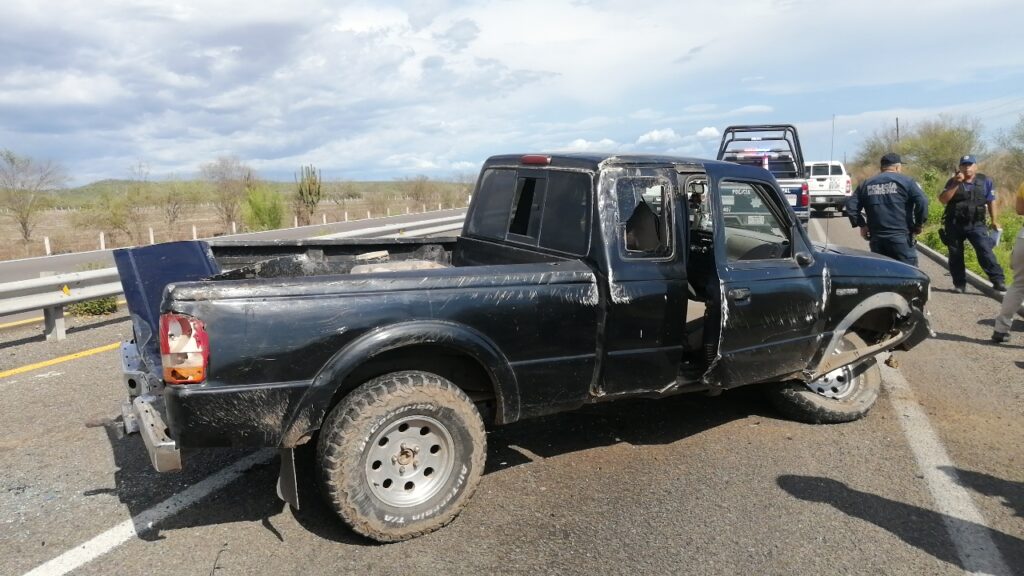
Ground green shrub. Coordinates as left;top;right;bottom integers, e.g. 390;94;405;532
67;297;118;316
243;185;284;231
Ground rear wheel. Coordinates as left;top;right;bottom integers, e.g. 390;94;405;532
317;371;487;542
768;333;881;424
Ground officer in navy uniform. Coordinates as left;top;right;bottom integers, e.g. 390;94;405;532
938;154;1006;293
845;152;928;266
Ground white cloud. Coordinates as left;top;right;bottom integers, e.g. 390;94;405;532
695;126;720;140
0;0;1023;185
563;138;618;152
728;105;774;115
637;128;682;145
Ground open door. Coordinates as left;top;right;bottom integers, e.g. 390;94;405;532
701;165;824;387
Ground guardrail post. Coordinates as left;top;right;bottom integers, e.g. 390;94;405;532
44;236;51;256
43;305;66;341
406;206;410;214
386;207;391;216
149;227;155;245
192;225;197;240
344;211;348;222
294;216;298;228
37;272;67;341
322;214;327;224
366;210;371;219
232;221;237;234
99;232;106;251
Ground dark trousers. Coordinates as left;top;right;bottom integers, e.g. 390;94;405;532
869;233;919;266
945;224;1005;286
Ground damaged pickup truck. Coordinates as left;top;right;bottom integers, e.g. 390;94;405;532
114;153;931;542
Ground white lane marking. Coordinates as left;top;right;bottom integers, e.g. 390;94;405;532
809;217;826;243
375;223;464;238
319;214;464;239
23;450;274;576
881;364;1011;576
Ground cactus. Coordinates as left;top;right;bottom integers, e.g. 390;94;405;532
294;164;322;226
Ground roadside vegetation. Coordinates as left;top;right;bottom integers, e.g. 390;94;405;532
848;114;1024;282
0;153;474;260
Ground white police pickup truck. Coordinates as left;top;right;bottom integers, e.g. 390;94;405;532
805;160;852;215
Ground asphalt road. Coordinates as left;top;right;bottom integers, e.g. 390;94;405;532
0;215;1021;576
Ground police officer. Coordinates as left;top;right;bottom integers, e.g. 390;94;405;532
845;152;928;266
938;155;1006;293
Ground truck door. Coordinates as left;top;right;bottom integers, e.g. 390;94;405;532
704;166;824;387
597;167;689;396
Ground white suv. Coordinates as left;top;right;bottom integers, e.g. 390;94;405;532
805;161;852;215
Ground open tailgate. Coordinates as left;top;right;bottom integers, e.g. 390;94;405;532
113;241;221;374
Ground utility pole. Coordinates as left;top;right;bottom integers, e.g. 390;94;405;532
896;117;900;143
830;114;836;161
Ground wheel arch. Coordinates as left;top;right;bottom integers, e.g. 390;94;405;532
280;320;519;447
811;291;910;376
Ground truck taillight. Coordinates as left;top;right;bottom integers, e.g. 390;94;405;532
846;180;852;194
801;182;809;207
159;313;209;384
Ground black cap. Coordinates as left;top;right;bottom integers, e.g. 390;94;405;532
880;152;901;167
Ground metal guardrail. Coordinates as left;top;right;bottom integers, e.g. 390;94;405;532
0;216;466;341
0;268;122;341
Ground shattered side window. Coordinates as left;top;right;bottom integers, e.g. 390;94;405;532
616;176;672;257
466;168;516;240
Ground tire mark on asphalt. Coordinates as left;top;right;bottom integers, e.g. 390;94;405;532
21;449;275;576
882;363;1011;576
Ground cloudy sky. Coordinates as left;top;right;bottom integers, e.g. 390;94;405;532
3;0;1024;186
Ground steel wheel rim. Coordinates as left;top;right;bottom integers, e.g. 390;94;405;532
806;363;857;399
365;415;455;508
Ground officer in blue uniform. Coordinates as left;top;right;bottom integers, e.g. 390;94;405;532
846;153;928;266
938;155;1005;293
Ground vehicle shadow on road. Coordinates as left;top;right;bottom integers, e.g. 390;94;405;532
94;420;288;543
288;387;780;547
484;386;774;474
777;474;1023;573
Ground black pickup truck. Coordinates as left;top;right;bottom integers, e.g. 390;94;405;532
114;153;930;542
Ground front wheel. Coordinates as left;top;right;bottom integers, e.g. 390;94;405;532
317;371;487;542
767;333;881;424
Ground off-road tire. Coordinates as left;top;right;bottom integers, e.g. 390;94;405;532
768;333;882;424
317;371;486;542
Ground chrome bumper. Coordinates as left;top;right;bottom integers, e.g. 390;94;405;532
133;394;182;472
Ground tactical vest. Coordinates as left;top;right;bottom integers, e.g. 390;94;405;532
944;173;989;227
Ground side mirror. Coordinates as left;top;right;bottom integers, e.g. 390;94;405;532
796;252;813;267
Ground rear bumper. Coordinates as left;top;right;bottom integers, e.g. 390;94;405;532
133;394;182;472
810;195;848;209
